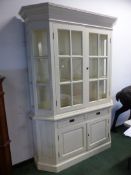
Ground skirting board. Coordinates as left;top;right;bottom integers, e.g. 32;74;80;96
36;141;111;172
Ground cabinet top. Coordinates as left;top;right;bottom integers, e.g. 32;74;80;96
19;2;116;29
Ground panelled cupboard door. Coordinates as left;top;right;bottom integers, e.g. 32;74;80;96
87;117;110;150
58;123;86;161
53;24;88;114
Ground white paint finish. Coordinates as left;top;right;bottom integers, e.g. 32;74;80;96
63;128;84;153
87;108;110;120
57;114;85;129
19;3;116;29
58;123;86;160
0;0;131;164
31;102;113;120
33;110;111;172
35;120;57;164
87;117;109;150
37;139;111;172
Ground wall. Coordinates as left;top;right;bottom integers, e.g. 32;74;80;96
0;0;131;164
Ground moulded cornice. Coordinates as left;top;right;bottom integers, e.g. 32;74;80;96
19;2;117;29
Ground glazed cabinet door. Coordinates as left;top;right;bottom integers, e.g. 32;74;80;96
58;123;86;161
88;29;111;103
53;24;88;114
29;24;52;116
87;117;110;150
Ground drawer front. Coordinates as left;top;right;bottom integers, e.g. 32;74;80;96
57;115;85;129
86;108;110;120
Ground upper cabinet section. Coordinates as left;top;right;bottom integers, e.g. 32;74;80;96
19;3;116;29
19;3;116;117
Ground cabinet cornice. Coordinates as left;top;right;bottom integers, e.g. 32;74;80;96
19;2;117;29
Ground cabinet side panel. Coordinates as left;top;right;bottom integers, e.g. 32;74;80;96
34;120;56;164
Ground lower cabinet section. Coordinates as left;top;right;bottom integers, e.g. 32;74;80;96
33;107;111;172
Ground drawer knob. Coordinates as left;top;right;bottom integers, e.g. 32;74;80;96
96;112;100;115
69;119;75;123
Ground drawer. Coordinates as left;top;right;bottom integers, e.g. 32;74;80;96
86;108;110;120
57;115;85;129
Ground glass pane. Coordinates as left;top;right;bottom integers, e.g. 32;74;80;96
89;58;98;79
99;80;107;99
59;58;71;82
37;86;51;110
89;33;98;56
72;58;82;81
60;84;71;107
33;30;48;57
36;59;49;83
73;83;83;105
58;30;70;55
72;31;82;55
99;58;107;78
89;81;98;101
99;35;107;56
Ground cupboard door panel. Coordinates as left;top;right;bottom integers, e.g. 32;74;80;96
87;117;110;150
58;123;86;160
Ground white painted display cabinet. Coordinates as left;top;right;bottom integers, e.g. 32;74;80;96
19;3;116;172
